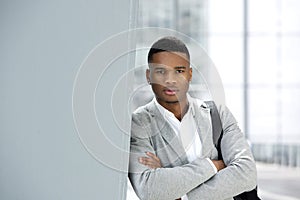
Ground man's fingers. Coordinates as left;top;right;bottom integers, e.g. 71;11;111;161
138;155;162;169
138;152;162;169
146;152;160;162
139;157;156;168
139;157;154;165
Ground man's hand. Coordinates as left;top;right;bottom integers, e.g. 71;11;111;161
139;152;162;169
211;160;226;171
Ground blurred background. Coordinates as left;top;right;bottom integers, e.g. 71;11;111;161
133;0;300;166
1;0;299;199
128;0;300;199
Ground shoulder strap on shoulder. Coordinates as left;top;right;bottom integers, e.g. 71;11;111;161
204;101;223;160
205;101;261;199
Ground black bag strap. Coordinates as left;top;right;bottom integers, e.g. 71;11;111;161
205;101;261;200
204;101;223;160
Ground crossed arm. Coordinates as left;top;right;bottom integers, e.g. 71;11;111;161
129;105;257;200
140;152;225;172
129;136;219;200
139;152;225;200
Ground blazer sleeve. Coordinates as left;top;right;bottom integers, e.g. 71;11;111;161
187;105;257;200
128;111;216;200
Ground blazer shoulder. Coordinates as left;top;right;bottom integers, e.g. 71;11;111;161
216;104;237;125
131;101;156;139
132;101;155;124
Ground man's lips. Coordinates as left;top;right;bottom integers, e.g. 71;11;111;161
163;88;178;95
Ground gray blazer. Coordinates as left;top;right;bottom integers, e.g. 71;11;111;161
129;98;257;200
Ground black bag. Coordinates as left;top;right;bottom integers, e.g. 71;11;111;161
205;101;261;200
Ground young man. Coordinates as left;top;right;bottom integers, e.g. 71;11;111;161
128;37;257;200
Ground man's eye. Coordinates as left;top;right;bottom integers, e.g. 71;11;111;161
156;70;165;74
176;70;185;73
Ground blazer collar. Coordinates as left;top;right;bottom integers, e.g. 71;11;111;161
146;98;212;160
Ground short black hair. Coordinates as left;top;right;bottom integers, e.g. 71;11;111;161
147;36;190;64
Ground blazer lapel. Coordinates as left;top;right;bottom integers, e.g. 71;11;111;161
147;101;187;162
193;102;213;157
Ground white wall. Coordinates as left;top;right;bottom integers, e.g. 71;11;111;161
0;0;135;199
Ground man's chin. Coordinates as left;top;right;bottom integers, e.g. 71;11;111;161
164;99;180;104
156;93;187;104
163;97;180;104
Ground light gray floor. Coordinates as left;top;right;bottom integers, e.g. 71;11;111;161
257;162;300;200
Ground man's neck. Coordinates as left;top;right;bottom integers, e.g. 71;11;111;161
157;98;189;121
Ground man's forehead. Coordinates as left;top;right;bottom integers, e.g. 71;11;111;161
152;51;188;59
150;64;187;68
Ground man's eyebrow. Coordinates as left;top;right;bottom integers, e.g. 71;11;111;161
174;66;187;69
150;65;187;70
152;66;165;69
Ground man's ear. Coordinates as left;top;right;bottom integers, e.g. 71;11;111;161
146;68;150;84
189;67;193;82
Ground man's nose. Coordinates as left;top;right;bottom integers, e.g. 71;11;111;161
165;71;176;84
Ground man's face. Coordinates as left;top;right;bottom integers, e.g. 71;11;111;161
146;51;192;104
